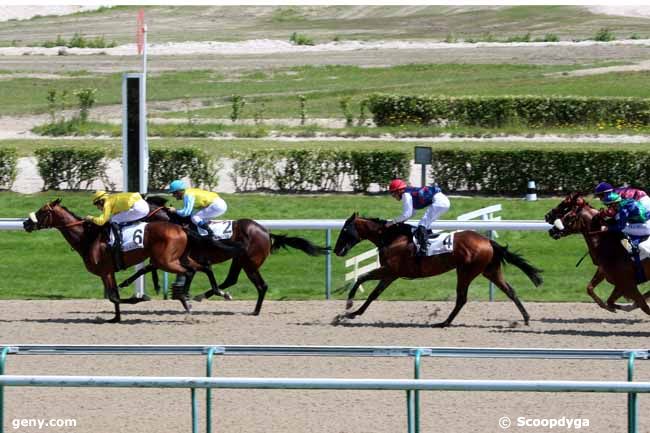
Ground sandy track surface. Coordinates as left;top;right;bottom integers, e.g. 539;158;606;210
1;300;649;433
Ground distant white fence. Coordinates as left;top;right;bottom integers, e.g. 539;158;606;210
344;205;503;297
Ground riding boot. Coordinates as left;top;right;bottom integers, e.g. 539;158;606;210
414;225;428;257
111;222;124;271
631;239;646;284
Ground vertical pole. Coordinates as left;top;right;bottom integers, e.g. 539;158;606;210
1;347;10;433
420;165;426;187
406;389;414;433
163;272;169;300
206;347;217;433
191;388;198;433
413;349;422;433
325;229;332;299
628;353;638;433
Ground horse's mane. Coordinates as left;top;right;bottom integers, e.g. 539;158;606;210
359;215;413;245
60;205;84;221
145;195;169;207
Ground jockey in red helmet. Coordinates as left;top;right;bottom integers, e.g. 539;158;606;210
386;178;450;256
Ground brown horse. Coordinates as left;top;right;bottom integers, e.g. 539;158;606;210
23;199;211;322
333;213;543;327
119;197;329;315
545;192;650;314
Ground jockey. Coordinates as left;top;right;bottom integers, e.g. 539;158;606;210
385;178;450;256
85;190;149;270
603;192;650;239
594;181;650;210
167;179;227;241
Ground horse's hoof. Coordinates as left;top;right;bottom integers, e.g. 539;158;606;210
431;322;450;328
223;292;233;301
105;316;121;324
193;295;204;302
345;300;353;310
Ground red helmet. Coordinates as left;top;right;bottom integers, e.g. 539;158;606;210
388;179;407;192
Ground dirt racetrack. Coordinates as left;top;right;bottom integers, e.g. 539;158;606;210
1;300;649;433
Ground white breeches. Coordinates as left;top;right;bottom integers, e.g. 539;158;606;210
418;193;450;228
191;198;228;225
623;221;650;237
110;199;149;224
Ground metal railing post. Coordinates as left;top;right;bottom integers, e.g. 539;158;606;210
1;347;10;433
163;272;169;300
406;388;414;433
628;353;638;433
414;349;422;433
325;229;332;299
206;347;218;433
191;388;198;433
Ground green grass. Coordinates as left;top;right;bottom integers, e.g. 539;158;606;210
0;192;610;304
3;63;649;118
3;138;650;158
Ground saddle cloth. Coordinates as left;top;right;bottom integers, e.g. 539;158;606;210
414;231;454;256
108;222;147;252
197;220;234;240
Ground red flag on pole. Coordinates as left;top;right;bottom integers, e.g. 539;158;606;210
136;9;145;55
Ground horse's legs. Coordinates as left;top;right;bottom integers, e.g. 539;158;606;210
118;264;156;289
194;260;241;302
101;274;121;323
616;290;650;312
433;265;483;328
343;276;398;319
243;265;268;316
625;287;650;315
346;267;387;310
173;270;194;314
585;269;612;311
200;266;232;301
151;269;160;295
483;268;530;325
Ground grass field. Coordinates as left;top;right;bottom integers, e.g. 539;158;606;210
0;6;648;46
2;137;648;158
0;191;606;304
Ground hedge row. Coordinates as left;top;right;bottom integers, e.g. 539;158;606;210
230;149;410;192
367;94;650;127
34;147;219;191
430;150;650;194
0;148;17;190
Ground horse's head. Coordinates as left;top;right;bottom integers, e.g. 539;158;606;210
23;198;63;232
546;193;594;239
334;212;361;257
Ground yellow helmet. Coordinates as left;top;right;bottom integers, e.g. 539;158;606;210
92;190;108;204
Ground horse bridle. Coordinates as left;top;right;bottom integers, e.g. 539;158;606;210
29;203;84;230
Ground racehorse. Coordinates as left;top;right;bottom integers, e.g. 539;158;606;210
333;213;543;327
545;192;650;314
119;196;329;315
23;198;213;322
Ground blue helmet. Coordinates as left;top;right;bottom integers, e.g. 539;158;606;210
595;182;613;195
169;179;187;193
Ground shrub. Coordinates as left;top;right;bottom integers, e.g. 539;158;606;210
35;148;109;190
73;87;97;122
299;94;307;125
148;148;221;191
230;149;409;193
290;32;314;46
594;28;616;42
0;148;17;190
430;149;650;194
339;96;354;127
230;95;246;122
367;94;650;128
543;33;559;42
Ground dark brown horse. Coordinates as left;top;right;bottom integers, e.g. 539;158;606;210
333;213;543;327
23;199;211;322
545;192;650;314
119;196;329;315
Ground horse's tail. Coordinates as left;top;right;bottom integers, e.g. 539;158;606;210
489;240;543;287
270;234;329;256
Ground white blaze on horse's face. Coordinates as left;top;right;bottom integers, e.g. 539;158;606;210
29;212;37;223
553;219;565;231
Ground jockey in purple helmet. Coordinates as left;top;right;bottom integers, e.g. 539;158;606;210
595;181;650;210
602;192;650;240
385;178;450;256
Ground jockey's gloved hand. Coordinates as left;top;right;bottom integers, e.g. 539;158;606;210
168;207;176;213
